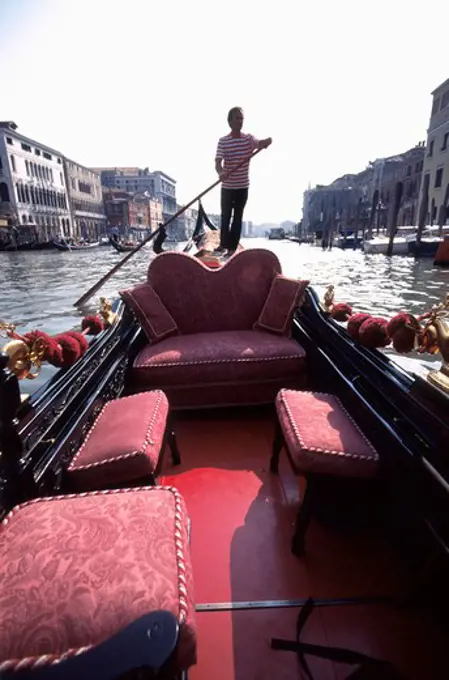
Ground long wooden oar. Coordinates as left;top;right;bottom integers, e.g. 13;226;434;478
73;147;265;307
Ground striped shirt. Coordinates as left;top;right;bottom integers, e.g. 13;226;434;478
216;133;259;189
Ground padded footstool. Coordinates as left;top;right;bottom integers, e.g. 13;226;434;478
0;486;196;676
67;390;180;492
270;389;379;556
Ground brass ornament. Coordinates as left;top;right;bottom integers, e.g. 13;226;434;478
99;297;117;327
323;285;335;312
321;289;449;394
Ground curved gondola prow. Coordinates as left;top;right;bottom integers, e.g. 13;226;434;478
151;200;218;256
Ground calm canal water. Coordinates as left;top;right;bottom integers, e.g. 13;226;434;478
1;238;448;395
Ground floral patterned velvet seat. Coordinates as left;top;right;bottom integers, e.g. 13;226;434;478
121;249;309;409
0;487;196;676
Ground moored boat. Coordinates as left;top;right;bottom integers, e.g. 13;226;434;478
0;246;449;679
363;235;409;255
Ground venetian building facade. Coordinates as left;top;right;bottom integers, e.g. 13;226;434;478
63;160;106;240
418;78;449;228
0;121;72;242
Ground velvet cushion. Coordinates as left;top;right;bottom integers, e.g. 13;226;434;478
147;249;282;334
255;275;310;336
67;391;169;491
0;487;196;674
133;330;306;387
276;389;379;478
120;282;178;343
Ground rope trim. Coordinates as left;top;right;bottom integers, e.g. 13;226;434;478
277;389;379;467
68;391;167;472
135;353;306;370
0;486;189;672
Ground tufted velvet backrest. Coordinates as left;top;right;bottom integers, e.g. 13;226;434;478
146;249;282;335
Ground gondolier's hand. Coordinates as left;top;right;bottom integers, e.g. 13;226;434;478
218;170;228;181
258;137;272;150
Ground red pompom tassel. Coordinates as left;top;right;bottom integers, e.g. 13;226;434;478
65;331;89;355
330;302;353;322
81;315;104;335
358;317;391;349
51;333;82;368
387;313;420;353
23;330;61;363
347;313;372;341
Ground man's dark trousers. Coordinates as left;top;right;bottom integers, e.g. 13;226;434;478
220;187;248;251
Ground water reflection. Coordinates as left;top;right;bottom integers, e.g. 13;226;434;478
1;239;447;394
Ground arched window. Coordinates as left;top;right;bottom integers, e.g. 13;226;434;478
24;185;30;203
10;155;16;172
22;214;27;224
25;160;30;176
30;187;35;203
28;215;33;223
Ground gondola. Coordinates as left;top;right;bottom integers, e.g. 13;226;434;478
109;237;138;252
1;213;449;678
52;239;101;251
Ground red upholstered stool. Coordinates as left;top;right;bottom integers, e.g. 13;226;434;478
67;390;180;492
270;389;379;556
0;487;196;677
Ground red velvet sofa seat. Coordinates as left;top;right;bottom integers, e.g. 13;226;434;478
121;249;308;409
0;487;196;676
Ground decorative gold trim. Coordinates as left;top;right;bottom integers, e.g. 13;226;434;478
321;288;449;393
427;366;449;394
323;285;335;312
99;297;117;327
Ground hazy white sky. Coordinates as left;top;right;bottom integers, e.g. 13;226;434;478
1;0;448;223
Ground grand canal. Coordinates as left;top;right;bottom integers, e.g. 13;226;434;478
1;239;448;394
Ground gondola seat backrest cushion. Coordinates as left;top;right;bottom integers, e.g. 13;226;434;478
254;275;310;337
145;249;283;335
120;283;179;343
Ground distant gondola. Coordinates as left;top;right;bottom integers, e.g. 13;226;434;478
52;239;100;251
109;238;137;252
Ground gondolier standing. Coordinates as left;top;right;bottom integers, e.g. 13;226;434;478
215;107;272;256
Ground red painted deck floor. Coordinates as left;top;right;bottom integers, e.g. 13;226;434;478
161;410;449;680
